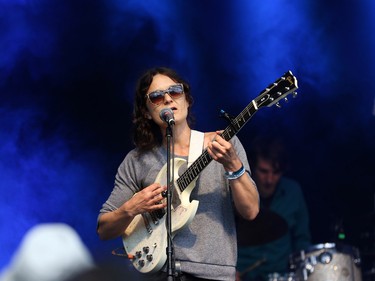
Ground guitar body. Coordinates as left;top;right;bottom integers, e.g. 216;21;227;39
123;157;199;274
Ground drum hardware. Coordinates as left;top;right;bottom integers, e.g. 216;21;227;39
319;251;333;264
294;249;314;281
267;272;297;281
302;259;314;280
298;251;315;281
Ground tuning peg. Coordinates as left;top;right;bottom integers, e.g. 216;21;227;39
292;92;298;98
284;97;289;103
276;102;282;108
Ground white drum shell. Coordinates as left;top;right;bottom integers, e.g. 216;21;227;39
290;243;362;281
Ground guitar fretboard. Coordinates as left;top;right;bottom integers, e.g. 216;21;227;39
176;101;258;192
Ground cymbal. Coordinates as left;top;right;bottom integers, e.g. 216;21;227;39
236;208;288;246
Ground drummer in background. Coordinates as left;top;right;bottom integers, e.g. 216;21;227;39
236;134;311;281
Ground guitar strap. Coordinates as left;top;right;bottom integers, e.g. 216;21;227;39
188;130;204;168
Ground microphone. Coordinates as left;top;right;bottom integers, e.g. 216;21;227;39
159;108;175;125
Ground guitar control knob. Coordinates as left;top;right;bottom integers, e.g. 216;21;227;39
146;254;153;261
138;259;145;267
143;246;150;254
135;251;142;258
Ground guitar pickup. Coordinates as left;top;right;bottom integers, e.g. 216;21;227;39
149;209;165;224
142;213;153;234
155;208;165;219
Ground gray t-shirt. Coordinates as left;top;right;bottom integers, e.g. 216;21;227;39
99;135;251;280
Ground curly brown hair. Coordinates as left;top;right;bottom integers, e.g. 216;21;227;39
132;67;195;152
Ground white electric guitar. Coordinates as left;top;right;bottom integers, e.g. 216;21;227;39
122;71;299;273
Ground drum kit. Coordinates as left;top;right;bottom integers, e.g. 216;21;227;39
259;241;374;281
278;220;375;281
238;210;375;281
288;242;363;281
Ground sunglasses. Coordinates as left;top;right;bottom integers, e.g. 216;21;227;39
146;83;184;105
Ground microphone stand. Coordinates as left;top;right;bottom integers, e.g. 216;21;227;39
165;123;176;281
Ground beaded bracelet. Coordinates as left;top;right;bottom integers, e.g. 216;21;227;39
224;164;246;180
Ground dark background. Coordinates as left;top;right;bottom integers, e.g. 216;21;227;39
1;0;374;273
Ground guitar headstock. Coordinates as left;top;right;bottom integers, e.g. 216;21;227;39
254;71;298;109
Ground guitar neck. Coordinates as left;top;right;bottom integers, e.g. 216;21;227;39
221;101;258;141
176;101;258;192
176;70;298;193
